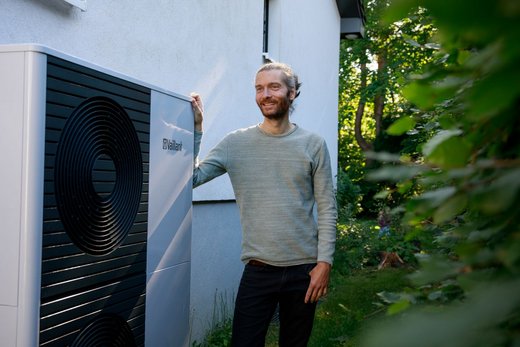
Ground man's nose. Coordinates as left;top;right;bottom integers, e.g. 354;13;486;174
262;89;271;98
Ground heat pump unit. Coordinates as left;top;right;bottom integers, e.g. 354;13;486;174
0;44;193;346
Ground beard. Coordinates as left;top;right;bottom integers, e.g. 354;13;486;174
258;91;292;119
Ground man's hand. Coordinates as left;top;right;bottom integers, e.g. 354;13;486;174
190;92;204;132
305;262;331;304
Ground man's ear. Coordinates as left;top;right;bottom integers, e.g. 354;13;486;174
289;88;296;101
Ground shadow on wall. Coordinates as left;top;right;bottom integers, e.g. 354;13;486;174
30;0;80;17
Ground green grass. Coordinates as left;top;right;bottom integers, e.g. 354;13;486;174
194;218;414;347
264;267;410;347
194;268;410;347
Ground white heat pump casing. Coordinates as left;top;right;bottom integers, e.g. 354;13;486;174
0;48;46;347
0;44;193;346
146;87;194;347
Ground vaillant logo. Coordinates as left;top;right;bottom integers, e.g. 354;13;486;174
163;138;183;151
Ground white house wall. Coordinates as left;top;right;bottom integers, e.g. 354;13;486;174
0;0;340;344
267;0;340;181
190;202;243;342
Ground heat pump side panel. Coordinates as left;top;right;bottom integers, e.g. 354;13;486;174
147;90;193;274
146;90;193;346
145;263;191;347
0;50;46;347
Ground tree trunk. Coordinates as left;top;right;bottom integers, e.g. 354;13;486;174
374;52;386;137
354;62;373;152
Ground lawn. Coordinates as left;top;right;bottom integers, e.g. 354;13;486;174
265;267;410;347
194;267;410;347
194;218;414;347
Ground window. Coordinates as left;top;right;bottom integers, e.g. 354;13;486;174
262;0;280;62
263;0;269;59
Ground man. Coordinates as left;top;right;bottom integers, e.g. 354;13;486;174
191;62;337;347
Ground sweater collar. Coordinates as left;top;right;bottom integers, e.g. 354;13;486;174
256;123;298;137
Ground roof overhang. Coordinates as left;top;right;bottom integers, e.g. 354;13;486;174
336;0;366;39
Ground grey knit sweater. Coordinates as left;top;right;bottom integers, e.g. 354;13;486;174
193;124;337;266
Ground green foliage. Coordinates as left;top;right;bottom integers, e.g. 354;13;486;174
334;220;380;274
334;218;432;276
338;0;437;216
336;169;362;221
363;280;520;347
192;319;232;347
310;268;411;347
193;220;416;347
386;116;415;136
263;267;411;347
360;0;520;346
192;291;234;347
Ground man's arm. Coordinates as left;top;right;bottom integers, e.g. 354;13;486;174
314;139;337;265
305;139;337;303
190;92;228;188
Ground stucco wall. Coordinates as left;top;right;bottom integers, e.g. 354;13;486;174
0;0;340;344
190;202;243;342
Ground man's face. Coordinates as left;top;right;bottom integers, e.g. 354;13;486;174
255;69;295;120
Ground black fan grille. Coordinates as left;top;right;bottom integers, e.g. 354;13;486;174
40;55;149;346
70;314;137;347
54;96;143;256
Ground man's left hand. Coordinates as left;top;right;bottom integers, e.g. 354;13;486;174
304;262;331;304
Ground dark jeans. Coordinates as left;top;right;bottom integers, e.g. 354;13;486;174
231;263;317;347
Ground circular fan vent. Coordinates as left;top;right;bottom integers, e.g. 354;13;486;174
70;314;136;347
54;96;143;256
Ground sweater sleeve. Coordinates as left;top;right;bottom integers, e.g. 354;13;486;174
312;140;337;265
193;131;228;188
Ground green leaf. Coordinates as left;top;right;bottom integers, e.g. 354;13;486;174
387;117;416;136
361;279;520;347
500;238;520;269
368;165;424;182
402;81;459;110
433;193;468;224
417;186;456;208
470;169;520;214
374;190;391;199
387;299;411;315
365;151;402;163
378;291;402;304
456;49;472;65
382;0;420;25
467;65;520;120
422;129;462;156
397;180;414;194
424;136;471;168
410;254;463;285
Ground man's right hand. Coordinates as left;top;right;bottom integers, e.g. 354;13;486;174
190;92;204;132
